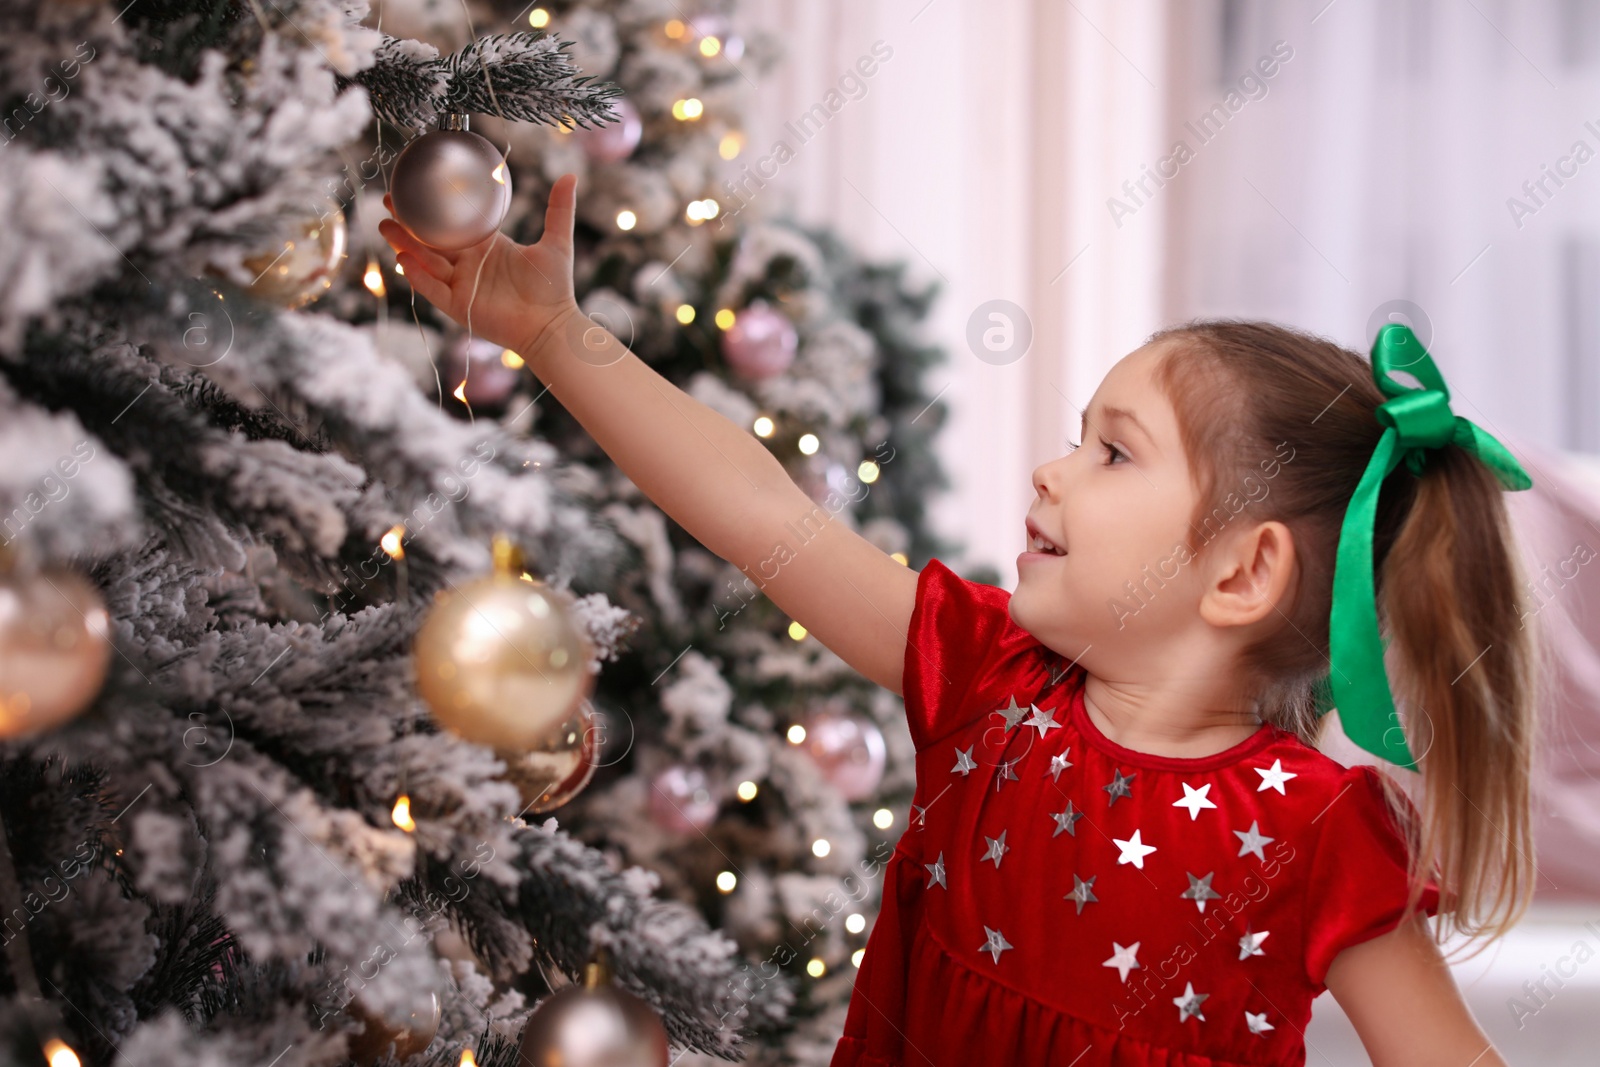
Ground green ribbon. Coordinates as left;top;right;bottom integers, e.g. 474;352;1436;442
1313;323;1531;770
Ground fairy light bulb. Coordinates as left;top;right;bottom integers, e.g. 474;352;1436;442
806;958;826;978
43;1040;80;1067
500;349;525;369
714;308;736;329
452;381;468;403
528;8;550;28
752;416;774;437
459;1051;478;1067
616;210;637;231
716;870;737;893
891;552;908;566
719;132;744;160
852;948;866;968
392;795;416;832
857;460;880;483
787;724;807;744
845;913;866;934
797;433;820;455
873;807;894;829
675;304;696;324
811;837;830;858
788;620;808;640
381;524;406;559
736;780;758;801
363;257;387;297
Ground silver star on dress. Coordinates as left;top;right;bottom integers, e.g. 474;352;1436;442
1253;758;1297;795
1173;981;1209;1023
1103;767;1136;806
1023;703;1062;738
1102;940;1141;982
994;758;1020;791
995;695;1031;732
1065;873;1098;914
980;926;1013;964
1238;928;1270;960
925;851;947;890
1113;828;1156;869
911;802;929;830
982;829;1010;868
1233;819;1275;862
1181;871;1222;913
1049;800;1084;838
1245;1009;1275;1036
951;745;978;776
1045;748;1074;781
1172;782;1217;820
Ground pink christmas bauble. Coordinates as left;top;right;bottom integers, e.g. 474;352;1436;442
573;97;643;164
720;303;797;380
647;763;719;833
797;710;886;802
442;334;523;409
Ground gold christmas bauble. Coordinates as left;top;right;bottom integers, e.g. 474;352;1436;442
498;699;598;815
240;198;347;309
0;568;111;738
346;990;441;1066
414;556;593;752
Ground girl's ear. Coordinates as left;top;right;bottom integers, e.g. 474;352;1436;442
1198;520;1298;629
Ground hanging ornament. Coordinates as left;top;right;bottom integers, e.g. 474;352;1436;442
573;96;642;164
720;301;797;380
239;197;347;309
796;709;886;802
498;699;598;814
346;990;441;1066
517;949;669;1067
390;114;512;251
442;333;525;410
414;537;594;751
0;563;111;738
646;763;718;833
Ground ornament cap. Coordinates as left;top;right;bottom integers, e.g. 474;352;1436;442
440;112;470;131
491;534;525;576
584;946;614;989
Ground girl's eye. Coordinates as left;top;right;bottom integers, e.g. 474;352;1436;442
1068;435;1132;463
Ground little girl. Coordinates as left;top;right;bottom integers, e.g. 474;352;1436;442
382;175;1537;1067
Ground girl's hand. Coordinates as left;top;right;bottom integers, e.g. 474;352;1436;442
377;172;581;360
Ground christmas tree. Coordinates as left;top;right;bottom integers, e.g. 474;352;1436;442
0;0;959;1064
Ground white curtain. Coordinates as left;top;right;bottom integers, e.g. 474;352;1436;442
735;0;1171;584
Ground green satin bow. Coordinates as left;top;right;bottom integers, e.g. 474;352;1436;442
1312;323;1531;770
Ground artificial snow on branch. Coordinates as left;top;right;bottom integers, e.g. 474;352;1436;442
349;32;624;130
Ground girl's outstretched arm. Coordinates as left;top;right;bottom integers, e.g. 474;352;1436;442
1324;912;1507;1066
381;175;918;694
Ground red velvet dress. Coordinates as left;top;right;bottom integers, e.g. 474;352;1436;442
831;559;1440;1067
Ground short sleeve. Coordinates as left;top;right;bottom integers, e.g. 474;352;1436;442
901;558;1038;751
1303;764;1441;989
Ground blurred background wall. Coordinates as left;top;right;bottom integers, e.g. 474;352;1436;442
733;1;1600;1061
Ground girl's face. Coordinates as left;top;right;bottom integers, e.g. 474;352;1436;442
1009;342;1211;670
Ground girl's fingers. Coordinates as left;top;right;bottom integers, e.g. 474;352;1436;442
542;173;577;255
379;219;456;281
396;251;451;308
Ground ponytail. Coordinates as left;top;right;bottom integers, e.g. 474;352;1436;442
1379;443;1541;944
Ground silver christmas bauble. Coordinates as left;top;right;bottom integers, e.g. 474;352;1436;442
518;965;669;1067
390;126;512;250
